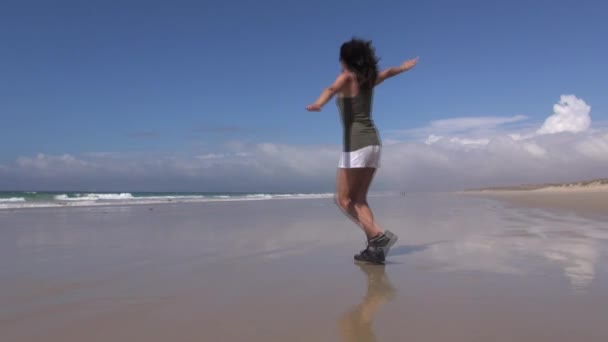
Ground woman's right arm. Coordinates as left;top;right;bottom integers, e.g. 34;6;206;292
306;72;350;111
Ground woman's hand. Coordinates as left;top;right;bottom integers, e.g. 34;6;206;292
400;57;419;71
306;103;322;112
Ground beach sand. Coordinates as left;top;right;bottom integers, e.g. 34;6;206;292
1;193;608;341
464;183;608;219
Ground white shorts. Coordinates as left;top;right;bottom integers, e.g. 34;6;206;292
338;145;382;168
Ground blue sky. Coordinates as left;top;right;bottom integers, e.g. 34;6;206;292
1;0;607;191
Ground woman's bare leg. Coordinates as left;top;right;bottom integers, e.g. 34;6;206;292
335;168;361;226
335;168;382;239
352;167;383;239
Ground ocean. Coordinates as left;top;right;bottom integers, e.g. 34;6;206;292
0;191;335;210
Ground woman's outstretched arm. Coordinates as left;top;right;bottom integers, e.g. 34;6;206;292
306;73;350;112
375;57;419;86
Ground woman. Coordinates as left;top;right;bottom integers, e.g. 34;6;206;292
306;37;418;264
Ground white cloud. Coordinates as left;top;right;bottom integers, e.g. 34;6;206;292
575;132;608;161
380;138;402;145
426;136;491;148
428;115;528;132
381;131;608;191
16;154;95;175
196;153;227;160
537;95;591;135
2;131;606;192
400;115;528;138
522;142;547;158
425;134;443;145
400;95;592;146
1;94;605;192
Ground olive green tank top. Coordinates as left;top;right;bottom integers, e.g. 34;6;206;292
336;89;381;152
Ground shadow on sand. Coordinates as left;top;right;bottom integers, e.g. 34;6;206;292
388;240;447;257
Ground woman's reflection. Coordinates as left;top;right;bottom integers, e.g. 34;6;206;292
339;264;396;342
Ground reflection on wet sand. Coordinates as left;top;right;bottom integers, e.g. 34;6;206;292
339;264;396;342
423;207;608;292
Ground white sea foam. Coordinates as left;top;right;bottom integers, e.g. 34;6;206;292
88;193;134;200
273;193;335;199
0;192;338;210
138;195;207;201
55;193;134;201
244;194;274;200
0;202;63;209
0;197;26;203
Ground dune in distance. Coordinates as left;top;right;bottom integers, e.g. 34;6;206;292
462;178;608;218
463;178;608;192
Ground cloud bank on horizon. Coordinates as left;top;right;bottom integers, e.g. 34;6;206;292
1;95;606;192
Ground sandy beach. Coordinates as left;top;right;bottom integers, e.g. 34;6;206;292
464;181;608;219
2;193;608;341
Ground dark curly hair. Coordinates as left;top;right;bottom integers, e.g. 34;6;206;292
339;37;380;91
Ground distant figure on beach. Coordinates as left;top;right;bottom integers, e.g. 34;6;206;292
306;37;418;264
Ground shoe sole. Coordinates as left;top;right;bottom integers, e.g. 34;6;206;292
354;259;385;265
354;250;386;265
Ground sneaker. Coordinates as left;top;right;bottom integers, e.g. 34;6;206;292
368;230;398;256
354;247;385;264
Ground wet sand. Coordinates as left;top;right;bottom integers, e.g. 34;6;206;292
1;194;608;341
